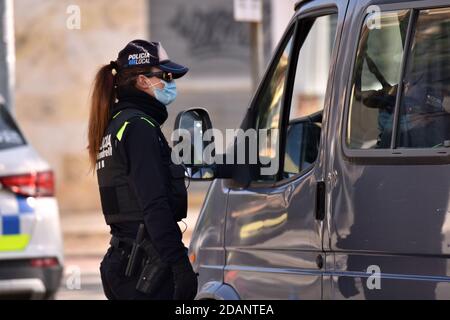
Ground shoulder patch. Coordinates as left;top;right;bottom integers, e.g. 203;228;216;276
116;121;130;141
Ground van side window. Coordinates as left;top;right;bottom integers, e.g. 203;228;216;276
283;14;337;178
254;32;294;181
397;8;450;149
255;36;292;134
347;11;410;149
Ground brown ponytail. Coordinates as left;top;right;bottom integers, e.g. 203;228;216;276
87;63;153;172
87;64;116;172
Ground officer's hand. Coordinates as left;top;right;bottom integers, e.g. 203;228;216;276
172;256;198;300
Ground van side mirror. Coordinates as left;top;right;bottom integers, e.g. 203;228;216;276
283;117;321;179
173;108;217;181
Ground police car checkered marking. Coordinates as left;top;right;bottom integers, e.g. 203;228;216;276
2;215;19;235
0;192;19;215
17;196;35;214
0;193;36;251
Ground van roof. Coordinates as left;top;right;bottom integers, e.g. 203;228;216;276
295;0;410;10
294;0;313;11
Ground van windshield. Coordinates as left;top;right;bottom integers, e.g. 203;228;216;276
0;105;26;150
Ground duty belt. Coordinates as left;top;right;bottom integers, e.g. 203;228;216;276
110;236;134;251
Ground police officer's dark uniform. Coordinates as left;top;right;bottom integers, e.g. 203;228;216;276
96;40;197;300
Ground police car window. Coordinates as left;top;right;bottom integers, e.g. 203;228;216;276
347;11;410;149
284;14;337;178
0;105;25;150
397;8;450;149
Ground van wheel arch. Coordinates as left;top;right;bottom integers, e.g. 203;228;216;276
195;281;240;300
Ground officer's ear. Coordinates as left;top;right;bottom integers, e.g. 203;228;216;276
135;75;150;90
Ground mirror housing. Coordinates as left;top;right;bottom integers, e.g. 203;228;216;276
172;108;271;188
173;108;218;181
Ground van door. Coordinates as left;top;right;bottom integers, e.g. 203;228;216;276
328;0;450;299
223;0;348;299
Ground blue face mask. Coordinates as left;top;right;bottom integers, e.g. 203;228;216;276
153;80;177;106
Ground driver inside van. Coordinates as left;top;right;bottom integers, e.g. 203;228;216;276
360;53;450;149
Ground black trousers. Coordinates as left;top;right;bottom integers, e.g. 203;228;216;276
100;246;174;300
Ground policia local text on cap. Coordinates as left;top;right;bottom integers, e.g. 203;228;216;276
87;40;198;300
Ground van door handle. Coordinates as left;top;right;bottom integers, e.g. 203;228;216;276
315;181;326;221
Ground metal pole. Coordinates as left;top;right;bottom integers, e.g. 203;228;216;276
146;0;152;38
249;20;264;93
0;0;15;112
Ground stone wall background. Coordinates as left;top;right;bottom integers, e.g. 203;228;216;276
12;0;255;214
13;0;315;216
14;0;148;212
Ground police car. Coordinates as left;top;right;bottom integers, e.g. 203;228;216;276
0;97;63;299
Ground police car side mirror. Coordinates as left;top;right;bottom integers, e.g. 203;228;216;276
173;108;217;181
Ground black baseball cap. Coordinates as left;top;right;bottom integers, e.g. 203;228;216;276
116;39;188;79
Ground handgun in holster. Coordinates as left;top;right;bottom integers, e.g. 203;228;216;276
135;237;171;294
125;224;146;277
126;223;171;294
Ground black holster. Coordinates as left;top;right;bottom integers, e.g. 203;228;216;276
135;239;171;294
122;224;172;295
124;224;146;277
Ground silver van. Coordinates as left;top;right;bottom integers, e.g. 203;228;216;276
174;0;450;299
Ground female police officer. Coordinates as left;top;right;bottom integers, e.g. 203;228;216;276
87;40;197;300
